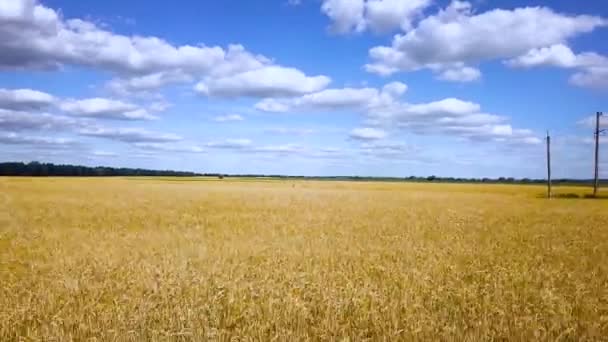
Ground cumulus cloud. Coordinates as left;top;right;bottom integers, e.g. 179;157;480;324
349;127;387;141
570;67;608;90
106;71;193;96
0;0;325;97
365;0;431;32
148;100;172;112
59;98;158;120
436;65;481;82
265;127;317;135
296;88;379;108
359;141;420;159
1;87;159;122
212;114;244;122
322;0;366;34
507;44;608;90
197;138;338;159
0;1;260;75
255;81;407;113
0;109;80;131
254;99;291;113
133;142;205;154
382;81;408;97
373;99;541;144
580;136;608;145
0;88;55;111
578;115;608;129
253;144;305;154
506;44;579;68
396;98;481;117
321;0;431;34
0;132;75;146
80;127;182;143
205;139;252;149
195;66;331;98
365;1;606;81
92;150;118;157
256;81;539;145
435;113;505;126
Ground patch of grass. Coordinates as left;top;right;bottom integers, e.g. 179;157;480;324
1;178;607;340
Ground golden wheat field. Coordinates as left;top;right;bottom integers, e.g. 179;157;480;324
1;177;608;341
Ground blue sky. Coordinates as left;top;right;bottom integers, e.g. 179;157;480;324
1;0;607;178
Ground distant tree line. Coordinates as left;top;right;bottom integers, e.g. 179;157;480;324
0;161;600;185
0;162;201;177
223;174;597;185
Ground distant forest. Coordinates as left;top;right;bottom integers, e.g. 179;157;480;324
0;162;201;177
0;161;600;185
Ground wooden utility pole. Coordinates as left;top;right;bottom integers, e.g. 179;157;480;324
594;112;602;197
546;131;552;198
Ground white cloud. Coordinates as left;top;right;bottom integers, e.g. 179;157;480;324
364;62;398;77
80;127;182;143
195;66;331;98
349;127;387;140
436;65;481;82
255;81;406;112
396;98;481;117
506;44;579;68
0;1;264;76
119;109;158;120
253;81;537;144
206;139;252;149
578;136;608;145
382;81;408;97
184;138;343;159
296;87;379;108
365;0;431;32
133;143;205;154
0;87;158;126
570;67;608;90
106;71;193;96
359;141;420;159
148;100;172;112
375;99;541;144
578;114;608;129
436;113;505;126
0;88;55;111
0;109;80;131
365;1;606;81
254;99;291;113
321;0;431;34
322;0;366;34
92;150;118;157
213;114;244;122
265;127;317;135
207;44;272;78
253;144;305;154
59;98;157;120
1;1;325;97
196;139;321;157
507;44;608;89
0;132;74;146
